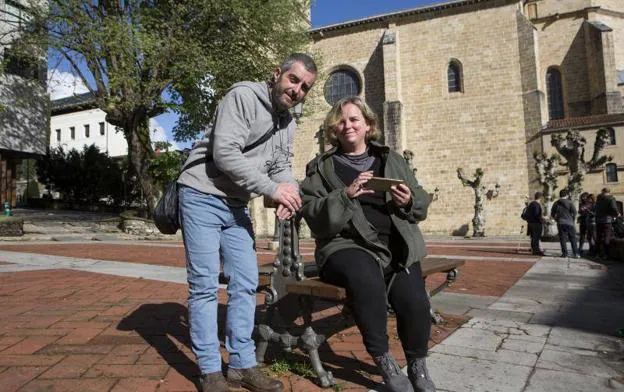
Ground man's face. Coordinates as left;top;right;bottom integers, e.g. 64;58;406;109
272;61;316;112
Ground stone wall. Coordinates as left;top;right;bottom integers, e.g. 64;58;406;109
246;0;624;237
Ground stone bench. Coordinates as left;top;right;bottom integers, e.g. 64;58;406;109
220;219;464;388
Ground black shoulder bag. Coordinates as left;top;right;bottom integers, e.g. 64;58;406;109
153;123;279;234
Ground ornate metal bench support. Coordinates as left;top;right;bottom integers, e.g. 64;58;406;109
255;218;335;388
427;268;460;324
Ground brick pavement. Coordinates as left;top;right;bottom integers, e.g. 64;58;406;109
0;239;533;391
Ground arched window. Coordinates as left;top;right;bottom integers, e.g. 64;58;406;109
323;69;360;106
546;67;564;120
447;60;463;93
606;127;616;145
606;163;618;183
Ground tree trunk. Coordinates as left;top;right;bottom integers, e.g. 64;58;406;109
125;116;156;217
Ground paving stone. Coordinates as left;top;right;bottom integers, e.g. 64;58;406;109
501;336;546;354
547;327;623;353
536;348;624;377
435;328;502;351
430;343;538;367
465;308;532;323
428;353;533;392
464;318;550;337
524;368;624;392
489;297;561;314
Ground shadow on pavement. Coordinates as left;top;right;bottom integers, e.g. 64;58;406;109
117;300;385;390
117;302;201;391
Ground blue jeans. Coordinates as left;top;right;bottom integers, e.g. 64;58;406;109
179;185;258;374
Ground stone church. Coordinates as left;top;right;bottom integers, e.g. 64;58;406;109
252;0;624;237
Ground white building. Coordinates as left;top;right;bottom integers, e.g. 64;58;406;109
50;93;128;158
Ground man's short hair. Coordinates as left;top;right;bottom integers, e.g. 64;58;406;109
559;189;569;198
534;192;543;200
602;187;610;194
280;53;317;74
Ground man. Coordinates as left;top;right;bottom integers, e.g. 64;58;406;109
551;188;580;258
177;53;317;392
595;187;619;259
524;192;544;256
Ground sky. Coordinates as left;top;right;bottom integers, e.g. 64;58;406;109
311;0;441;28
47;0;445;150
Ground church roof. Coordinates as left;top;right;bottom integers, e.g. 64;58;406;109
545;114;624;131
311;0;506;35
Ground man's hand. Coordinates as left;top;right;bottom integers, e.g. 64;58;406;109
276;204;294;221
271;182;301;213
390;183;411;207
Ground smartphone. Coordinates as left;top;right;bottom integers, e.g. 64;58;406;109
364;177;405;192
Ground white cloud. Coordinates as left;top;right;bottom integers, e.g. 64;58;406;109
150;118;181;151
47;70;89;100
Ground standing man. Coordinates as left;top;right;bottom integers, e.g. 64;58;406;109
525;192;544;256
177;53;317;392
551;188;580;258
595;187;619;259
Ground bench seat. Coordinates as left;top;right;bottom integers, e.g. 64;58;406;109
284;257;464;301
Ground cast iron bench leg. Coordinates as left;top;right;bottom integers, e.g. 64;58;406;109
300;296;334;388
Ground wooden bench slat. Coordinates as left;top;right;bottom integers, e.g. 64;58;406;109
281;257;464;302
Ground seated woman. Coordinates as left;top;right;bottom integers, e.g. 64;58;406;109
300;96;435;392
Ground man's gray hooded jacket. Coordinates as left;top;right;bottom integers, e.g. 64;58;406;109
178;81;297;205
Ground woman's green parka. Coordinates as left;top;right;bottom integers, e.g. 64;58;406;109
300;142;430;271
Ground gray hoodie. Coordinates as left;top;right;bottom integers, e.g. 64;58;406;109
178;81;297;205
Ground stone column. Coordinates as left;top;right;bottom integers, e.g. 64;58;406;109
381;25;405;152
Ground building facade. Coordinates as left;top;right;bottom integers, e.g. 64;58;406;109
266;0;624;237
0;0;48;207
50;94;128;158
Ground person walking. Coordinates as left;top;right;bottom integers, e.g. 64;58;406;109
551;188;580;258
595;187;619;260
177;53;317;392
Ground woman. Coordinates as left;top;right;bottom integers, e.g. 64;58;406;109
300;96;435;392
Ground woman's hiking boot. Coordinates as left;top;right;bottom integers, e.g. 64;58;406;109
408;357;436;392
373;352;414;392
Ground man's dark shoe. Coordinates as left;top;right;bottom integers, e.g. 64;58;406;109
227;366;284;392
373;352;414;392
408;357;436;392
200;371;229;392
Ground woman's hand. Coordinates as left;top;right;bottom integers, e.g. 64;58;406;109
346;171;375;199
390;183;411;207
276;204;294;221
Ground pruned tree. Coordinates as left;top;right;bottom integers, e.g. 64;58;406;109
550;129;612;198
2;0;310;215
533;152;560;215
457;167;500;237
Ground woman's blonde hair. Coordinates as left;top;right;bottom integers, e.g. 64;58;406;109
323;96;381;147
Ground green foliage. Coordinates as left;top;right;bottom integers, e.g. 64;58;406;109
4;0;311;212
36;145;125;205
148;142;185;192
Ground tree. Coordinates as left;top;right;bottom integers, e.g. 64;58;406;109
550;129;612;198
3;0;310;214
37;145;124;205
457;167;500;237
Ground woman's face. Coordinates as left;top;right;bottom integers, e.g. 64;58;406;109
334;103;370;152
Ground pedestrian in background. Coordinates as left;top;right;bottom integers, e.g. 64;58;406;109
551;188;580;258
595;187;619;260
